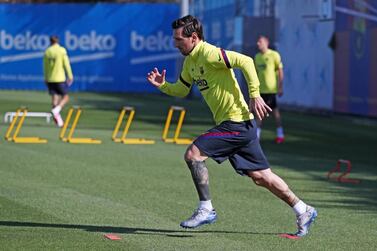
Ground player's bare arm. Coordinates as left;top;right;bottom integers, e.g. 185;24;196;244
278;68;284;97
67;78;73;86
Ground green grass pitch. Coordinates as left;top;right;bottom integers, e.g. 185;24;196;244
0;90;376;250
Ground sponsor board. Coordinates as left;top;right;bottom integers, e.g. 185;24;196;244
0;3;180;92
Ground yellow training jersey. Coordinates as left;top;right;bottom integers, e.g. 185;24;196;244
254;49;283;94
158;40;261;125
43;44;73;83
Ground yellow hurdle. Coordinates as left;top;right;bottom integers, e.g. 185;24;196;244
4;107;47;143
112;106;155;144
162;106;192;145
60;106;101;144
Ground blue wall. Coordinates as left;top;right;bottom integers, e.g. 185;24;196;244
0;3;180;93
276;0;334;110
334;0;377;117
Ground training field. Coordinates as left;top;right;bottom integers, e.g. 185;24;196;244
0;90;376;250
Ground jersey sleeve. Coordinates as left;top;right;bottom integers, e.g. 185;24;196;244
62;48;73;79
158;61;193;98
207;48;261;98
43;53;48;80
274;52;283;70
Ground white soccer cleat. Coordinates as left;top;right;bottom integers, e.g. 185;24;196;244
55;113;64;127
180;208;217;228
295;206;317;237
52;109;64;128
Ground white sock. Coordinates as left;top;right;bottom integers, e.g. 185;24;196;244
257;128;261;139
292;200;307;216
277;126;284;138
52;105;62;114
198;200;213;211
56;113;64;127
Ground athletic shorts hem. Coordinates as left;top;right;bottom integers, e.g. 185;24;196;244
47;82;69;95
261;93;277;109
193;120;270;176
193;142;227;164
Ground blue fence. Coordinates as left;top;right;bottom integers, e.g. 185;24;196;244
0;3;180;92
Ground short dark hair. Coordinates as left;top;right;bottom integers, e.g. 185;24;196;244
172;15;204;40
50;35;59;44
258;35;270;43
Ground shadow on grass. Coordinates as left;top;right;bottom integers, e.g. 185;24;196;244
0;221;279;238
64;93;377;215
257;118;377;214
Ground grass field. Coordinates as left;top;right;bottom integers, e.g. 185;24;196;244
0;90;376;251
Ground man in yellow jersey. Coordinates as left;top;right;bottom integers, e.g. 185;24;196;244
255;35;285;143
146;15;316;237
43;36;73;127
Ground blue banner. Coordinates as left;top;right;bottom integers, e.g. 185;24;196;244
0;3;180;92
334;0;377;117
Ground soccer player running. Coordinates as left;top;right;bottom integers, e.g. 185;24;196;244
43;35;73;127
146;15;317;237
254;35;285;143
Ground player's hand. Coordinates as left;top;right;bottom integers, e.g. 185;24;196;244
278;85;283;97
147;68;166;88
67;78;73;86
249;96;272;120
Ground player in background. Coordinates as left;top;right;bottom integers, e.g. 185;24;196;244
43;35;73;127
146;15;317;237
254;35;285;143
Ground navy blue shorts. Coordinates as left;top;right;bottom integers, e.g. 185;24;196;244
194;120;270;175
261;94;277;109
47;82;69;96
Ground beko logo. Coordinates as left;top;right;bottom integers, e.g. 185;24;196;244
130;31;174;52
0;30;49;50
65;31;116;51
0;30;116;51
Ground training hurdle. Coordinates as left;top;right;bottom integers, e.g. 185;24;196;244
112;106;155;144
4;111;52;123
4;107;48;143
327;159;360;184
162;106;192;145
60;106;101;144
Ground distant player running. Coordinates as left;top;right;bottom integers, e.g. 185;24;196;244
43;35;73;127
146;15;317;237
254;35;285;143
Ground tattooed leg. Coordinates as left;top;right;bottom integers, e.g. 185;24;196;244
185;160;211;201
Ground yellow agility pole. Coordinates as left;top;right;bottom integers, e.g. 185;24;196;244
112;106;155;144
59;107;74;141
112;107;127;142
4;108;22;141
162;106;192;145
60;106;101;144
4;107;47;143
